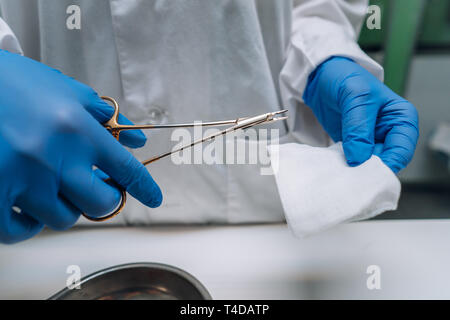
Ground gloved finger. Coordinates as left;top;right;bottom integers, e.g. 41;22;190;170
15;189;81;231
76;84;147;149
94;168;109;180
341;91;378;167
374;99;419;173
378;124;419;174
0;206;43;244
373;143;384;157
59;165;122;218
92;126;162;208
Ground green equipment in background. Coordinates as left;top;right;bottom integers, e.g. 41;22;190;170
359;0;450;96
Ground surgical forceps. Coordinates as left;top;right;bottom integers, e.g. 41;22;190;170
83;96;288;222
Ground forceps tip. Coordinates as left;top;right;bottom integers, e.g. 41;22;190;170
274;109;288;115
272;116;288;122
266;109;288;123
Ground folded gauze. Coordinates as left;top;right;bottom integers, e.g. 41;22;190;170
268;142;401;237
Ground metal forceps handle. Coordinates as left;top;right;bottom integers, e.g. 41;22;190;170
82;96;287;222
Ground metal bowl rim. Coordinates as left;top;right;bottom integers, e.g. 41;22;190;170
49;262;212;300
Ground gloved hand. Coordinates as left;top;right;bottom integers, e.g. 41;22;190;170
0;50;162;244
304;56;419;174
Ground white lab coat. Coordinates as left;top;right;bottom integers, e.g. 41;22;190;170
0;0;382;225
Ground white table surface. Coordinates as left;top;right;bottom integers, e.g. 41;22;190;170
1;220;450;299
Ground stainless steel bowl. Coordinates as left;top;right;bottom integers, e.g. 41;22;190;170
50;262;211;300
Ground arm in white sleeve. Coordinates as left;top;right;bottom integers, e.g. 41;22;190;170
280;0;383;104
0;17;23;54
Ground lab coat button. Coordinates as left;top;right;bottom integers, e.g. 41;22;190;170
147;107;167;123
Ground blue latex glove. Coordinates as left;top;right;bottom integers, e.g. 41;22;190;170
0;50;162;244
304;56;419;173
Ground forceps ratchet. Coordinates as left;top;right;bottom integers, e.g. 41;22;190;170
82;96;288;222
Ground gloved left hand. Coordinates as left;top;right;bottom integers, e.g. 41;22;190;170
304;56;419;173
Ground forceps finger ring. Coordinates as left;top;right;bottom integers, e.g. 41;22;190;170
82;178;127;222
82;96;288;222
81;97;128;222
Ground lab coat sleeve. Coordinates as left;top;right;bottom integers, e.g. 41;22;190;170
279;0;383;104
0;17;23;54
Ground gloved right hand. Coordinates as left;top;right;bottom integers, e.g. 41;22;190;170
0;50;162;244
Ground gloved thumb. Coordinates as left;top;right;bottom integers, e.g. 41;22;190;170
341;92;377;167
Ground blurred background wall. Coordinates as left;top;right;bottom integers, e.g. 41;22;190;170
358;0;450;219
